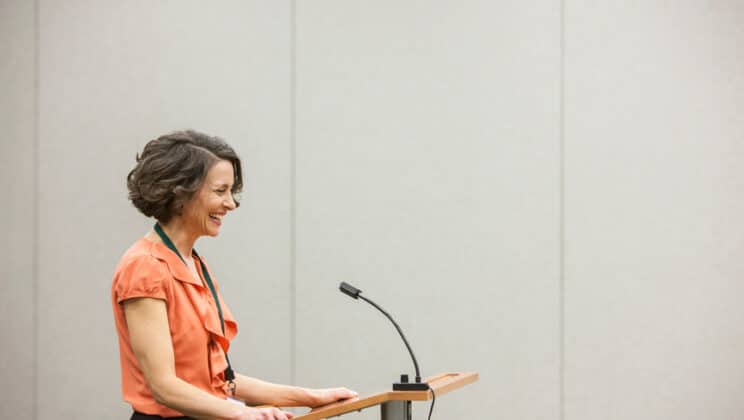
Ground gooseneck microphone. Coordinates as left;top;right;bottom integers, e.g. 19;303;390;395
339;282;430;391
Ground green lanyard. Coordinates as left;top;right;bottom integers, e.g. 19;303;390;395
153;223;237;390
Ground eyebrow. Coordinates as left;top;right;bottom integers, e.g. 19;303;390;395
213;182;232;188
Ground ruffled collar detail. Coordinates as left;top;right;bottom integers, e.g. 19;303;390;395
145;238;238;391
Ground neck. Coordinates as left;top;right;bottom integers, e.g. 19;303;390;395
157;218;198;259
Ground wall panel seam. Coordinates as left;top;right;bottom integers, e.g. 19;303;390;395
290;0;297;386
559;0;566;419
33;0;40;419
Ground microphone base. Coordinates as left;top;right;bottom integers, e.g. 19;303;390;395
392;382;430;391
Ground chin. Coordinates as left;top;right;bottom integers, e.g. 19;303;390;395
203;226;221;237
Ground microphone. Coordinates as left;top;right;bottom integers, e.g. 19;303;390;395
338;282;429;391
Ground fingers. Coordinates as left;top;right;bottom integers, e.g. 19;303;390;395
266;407;293;420
275;407;294;420
244;407;293;420
306;386;359;407
268;407;285;420
332;387;359;400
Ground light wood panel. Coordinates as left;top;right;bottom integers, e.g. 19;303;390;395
294;372;479;420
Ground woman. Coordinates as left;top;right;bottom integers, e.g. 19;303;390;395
112;130;356;420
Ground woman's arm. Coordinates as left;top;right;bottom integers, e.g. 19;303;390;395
232;374;357;408
124;298;293;420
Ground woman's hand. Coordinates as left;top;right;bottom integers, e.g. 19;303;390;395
306;387;359;407
234;406;295;420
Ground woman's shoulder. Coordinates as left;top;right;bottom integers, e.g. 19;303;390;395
112;238;172;302
114;238;170;279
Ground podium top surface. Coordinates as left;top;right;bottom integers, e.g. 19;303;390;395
294;372;479;420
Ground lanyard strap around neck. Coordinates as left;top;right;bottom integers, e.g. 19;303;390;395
153;223;236;386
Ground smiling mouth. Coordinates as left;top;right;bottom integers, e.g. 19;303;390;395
209;214;223;226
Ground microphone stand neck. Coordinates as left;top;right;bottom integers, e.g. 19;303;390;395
358;295;429;390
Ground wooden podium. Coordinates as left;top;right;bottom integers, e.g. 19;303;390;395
293;372;479;420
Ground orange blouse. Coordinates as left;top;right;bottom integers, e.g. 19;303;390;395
111;237;238;417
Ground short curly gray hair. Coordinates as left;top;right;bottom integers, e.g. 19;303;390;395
127;130;243;223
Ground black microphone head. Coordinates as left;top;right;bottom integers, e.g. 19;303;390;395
339;282;362;299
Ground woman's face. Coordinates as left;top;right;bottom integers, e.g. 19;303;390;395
181;159;237;237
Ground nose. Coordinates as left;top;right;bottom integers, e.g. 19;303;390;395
224;194;237;210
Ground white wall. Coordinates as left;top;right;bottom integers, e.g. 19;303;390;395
0;1;35;419
0;1;743;420
33;1;292;419
294;1;560;419
564;2;744;420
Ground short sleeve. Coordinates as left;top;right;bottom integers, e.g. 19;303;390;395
113;254;170;303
